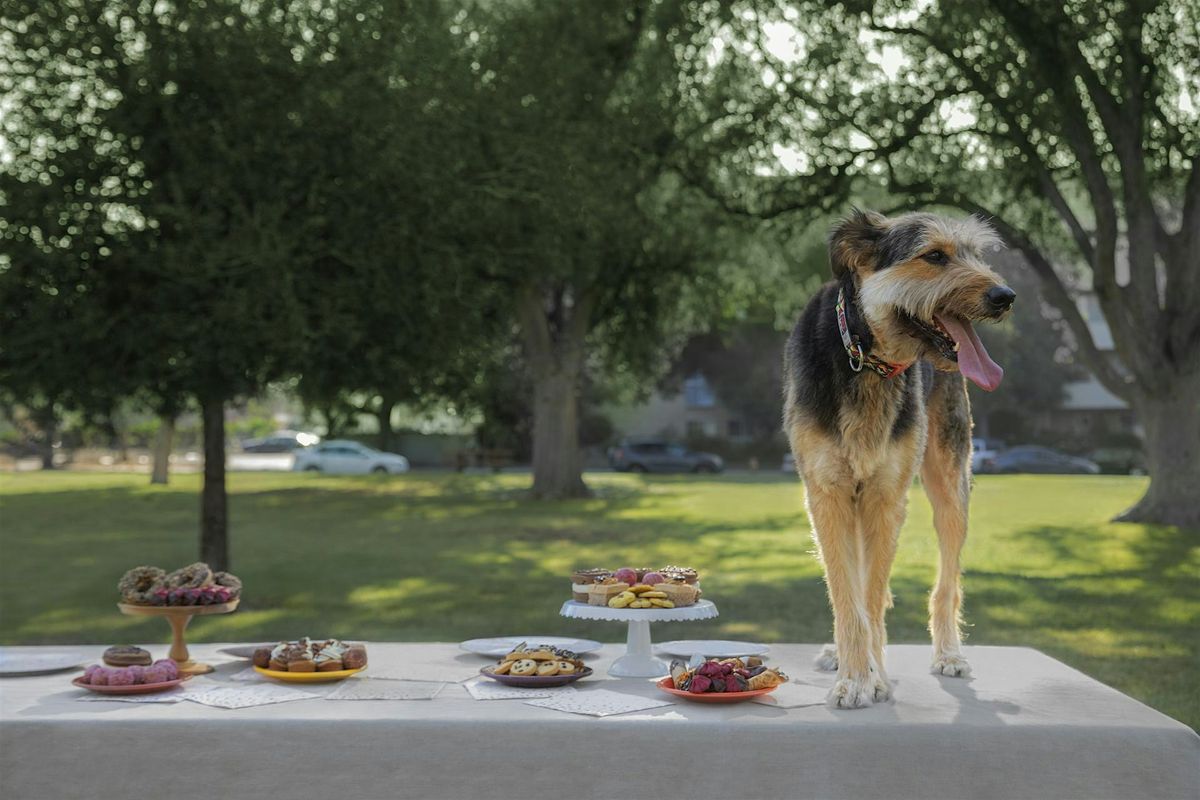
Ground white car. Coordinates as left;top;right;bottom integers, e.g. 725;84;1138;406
293;440;410;475
971;438;1001;473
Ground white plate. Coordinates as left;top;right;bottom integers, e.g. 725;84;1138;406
459;636;603;658
655;640;770;659
217;644;274;660
0;648;89;676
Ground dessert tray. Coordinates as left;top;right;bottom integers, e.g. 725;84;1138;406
559;599;718;678
253;665;365;683
479;665;593;688
72;674;192;695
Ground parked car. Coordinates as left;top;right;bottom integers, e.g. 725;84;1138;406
1087;446;1147;475
782;452;796;473
971;437;1005;473
293;440;410;474
976;445;1100;475
241;430;320;453
608;439;723;474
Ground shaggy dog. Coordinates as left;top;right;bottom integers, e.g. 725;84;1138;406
783;209;1015;708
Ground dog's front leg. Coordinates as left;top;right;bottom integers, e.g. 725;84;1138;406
806;483;876;709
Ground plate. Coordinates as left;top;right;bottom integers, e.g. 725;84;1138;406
655;640;769;659
655;676;779;703
0;649;88;677
479;665;593;688
72;675;191;695
217;644;274;660
253;665;365;683
459;636;602;658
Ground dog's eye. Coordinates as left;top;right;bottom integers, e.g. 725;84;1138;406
923;250;949;265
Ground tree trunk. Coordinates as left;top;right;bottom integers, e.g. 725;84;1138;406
200;396;229;571
151;414;175;485
34;403;57;470
1117;379;1200;529
529;365;589;499
376;396;396;454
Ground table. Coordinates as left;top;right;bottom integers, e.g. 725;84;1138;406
2;643;1196;800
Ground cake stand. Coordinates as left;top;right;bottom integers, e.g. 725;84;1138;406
118;600;239;675
559;599;717;678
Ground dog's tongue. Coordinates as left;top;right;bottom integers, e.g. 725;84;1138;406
934;314;1004;391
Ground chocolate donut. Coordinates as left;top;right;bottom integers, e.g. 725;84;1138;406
165;562;213;589
118;566;166;604
103;645;152;667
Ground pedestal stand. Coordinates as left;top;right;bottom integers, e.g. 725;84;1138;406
559;600;717;678
117;600;239;675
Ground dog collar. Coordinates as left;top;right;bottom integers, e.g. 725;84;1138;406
836;287;910;379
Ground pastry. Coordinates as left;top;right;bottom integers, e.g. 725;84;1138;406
509;659;538;676
253;647;272;668
612;567;638;584
656;582;699;607
140;665;170;684
555;660;576;675
153;659;179;680
103;645;152;667
570;568;612;602
315;641;348;672
165;562;214;589
535;661;560;676
118;566;166;604
212;571;242;598
288;657;317;672
660;565;699;585
107;667;136;686
588;582;630;606
342;645;368;670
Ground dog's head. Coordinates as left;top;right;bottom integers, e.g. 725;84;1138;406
829;208;1014;391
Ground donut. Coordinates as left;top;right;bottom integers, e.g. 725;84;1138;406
212;571;242;597
103;645;152;667
165;562;213;589
118;566;166;604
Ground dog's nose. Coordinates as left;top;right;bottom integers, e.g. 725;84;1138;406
986;286;1016;311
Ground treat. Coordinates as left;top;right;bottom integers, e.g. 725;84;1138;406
78;663;180;686
655;582;700;607
259;638;365;672
612;567;638;584
103;645;152;667
119;562;241;606
666;658;787;695
165;562;214;589
587;582;631;606
152;659;179;680
570;568;613;602
641;571;665;585
634;568;657;581
107;667;136;687
608;583;677;609
118;566;166;604
488;644;585;680
659;565;699;585
140;665;169;684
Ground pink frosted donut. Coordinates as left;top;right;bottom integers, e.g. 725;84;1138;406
108;667;136;686
125;665;145;683
90;668;111;686
152;659;179;680
82;665;104;684
140;665;169;684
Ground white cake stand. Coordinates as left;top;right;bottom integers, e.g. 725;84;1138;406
559;599;718;678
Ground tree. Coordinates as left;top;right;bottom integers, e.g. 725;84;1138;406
686;0;1200;526
456;0;741;498
1;1;345;567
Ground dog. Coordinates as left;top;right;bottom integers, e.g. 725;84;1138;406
783;209;1015;709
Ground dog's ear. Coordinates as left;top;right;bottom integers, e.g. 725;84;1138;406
829;208;887;278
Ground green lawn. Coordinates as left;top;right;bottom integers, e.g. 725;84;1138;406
0;470;1196;729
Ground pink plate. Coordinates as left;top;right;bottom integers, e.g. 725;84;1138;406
72;674;191;695
655;676;779;703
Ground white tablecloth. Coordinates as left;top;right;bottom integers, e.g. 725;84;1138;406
1;643;1196;800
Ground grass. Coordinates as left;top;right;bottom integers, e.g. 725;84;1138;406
0;470;1196;729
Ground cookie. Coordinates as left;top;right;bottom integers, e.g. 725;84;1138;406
536;661;560;676
527;649;556;661
509;659;538;676
556;661;576;675
491;660;513;675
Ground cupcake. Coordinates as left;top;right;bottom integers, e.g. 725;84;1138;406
570;568;612;602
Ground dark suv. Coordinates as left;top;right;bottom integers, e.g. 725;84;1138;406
607;439;724;474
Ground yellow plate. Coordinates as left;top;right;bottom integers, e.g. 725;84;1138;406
253;665;365;683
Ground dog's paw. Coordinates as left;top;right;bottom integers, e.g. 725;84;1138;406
871;673;893;702
931;652;972;678
813;644;838;672
827;676;875;710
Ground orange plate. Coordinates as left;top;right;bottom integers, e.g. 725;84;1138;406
655;676;779;703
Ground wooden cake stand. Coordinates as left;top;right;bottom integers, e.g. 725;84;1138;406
118;600;239;675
